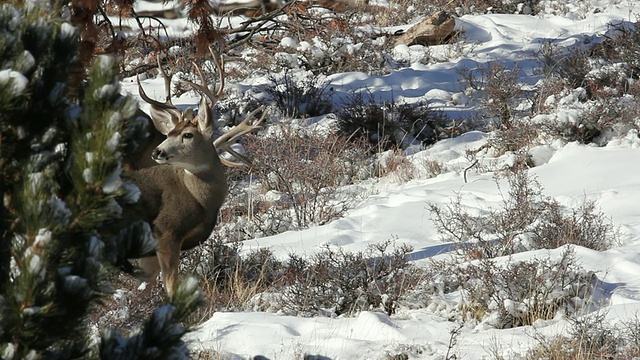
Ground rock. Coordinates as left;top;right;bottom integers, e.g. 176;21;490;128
135;8;181;20
395;11;457;46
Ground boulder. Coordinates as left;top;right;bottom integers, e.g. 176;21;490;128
395;11;456;46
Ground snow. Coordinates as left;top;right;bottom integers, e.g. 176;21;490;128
0;69;28;95
59;22;77;40
34;229;52;248
118;0;640;358
102;167;123;194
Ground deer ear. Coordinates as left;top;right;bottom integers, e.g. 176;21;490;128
149;105;181;135
195;96;212;136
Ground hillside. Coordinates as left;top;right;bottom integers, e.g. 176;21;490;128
116;1;640;358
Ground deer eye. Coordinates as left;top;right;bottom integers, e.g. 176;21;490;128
183;133;194;139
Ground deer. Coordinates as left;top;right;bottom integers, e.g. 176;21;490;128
126;48;265;298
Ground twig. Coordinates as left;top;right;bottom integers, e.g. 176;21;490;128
463;159;478;183
445;324;464;360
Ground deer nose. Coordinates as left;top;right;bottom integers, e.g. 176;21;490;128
151;148;165;160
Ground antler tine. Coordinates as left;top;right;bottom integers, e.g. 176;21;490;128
137;55;183;122
219;148;253;168
179;47;225;110
180;63;219;111
157;55;173;105
213;107;266;147
209;46;225;100
214;107;267;167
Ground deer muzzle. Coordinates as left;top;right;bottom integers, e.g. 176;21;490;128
151;148;170;163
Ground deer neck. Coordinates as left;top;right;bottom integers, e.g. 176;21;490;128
180;153;228;209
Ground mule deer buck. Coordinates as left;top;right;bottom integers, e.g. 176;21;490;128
128;49;265;298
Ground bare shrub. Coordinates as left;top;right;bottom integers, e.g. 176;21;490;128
566;312;623;357
482;62;526;128
245;125;372;230
429;171;617;259
337;90;450;150
215;94;265;129
459;62;538;153
259;70;333;118
408;247;596;329
281;240;418;316
532;72;569;116
540;35;640;143
488;121;541;155
358;0;546;22
526;310;640;359
223;194;295;240
537;41;592;91
243;7;389;76
374;149;418;182
216;188;293;241
295;30;387;75
209;126;373;243
364;0;543;17
540;88;640;145
280;9;388;75
458;247;595;328
430;171;544;258
455;0;540;15
399;257;464;311
352;0;440;27
533;198;619;250
592;21;640;80
482;63;540;154
620;314;640;356
89;273;166;336
191;349;223;360
423;158;445;178
533;26;640;146
459;62;529;128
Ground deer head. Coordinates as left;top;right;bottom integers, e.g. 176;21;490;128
129;48;266;298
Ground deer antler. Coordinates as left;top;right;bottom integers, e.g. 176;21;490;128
214;107;268;167
179;46;225;112
184;48;265;167
137;56;183;127
138;47;264;167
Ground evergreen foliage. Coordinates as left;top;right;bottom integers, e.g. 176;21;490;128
0;2;203;359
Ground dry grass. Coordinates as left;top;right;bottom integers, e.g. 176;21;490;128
376;149;417;182
186;258;279;326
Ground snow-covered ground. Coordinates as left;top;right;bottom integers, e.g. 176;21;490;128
124;1;640;358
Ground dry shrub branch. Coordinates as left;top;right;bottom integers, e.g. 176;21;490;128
429;171;617;260
527;310;640;359
244;125;372;230
281;239;418;316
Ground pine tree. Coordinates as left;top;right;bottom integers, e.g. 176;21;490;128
0;2;203;359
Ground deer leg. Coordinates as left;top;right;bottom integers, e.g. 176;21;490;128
138;256;160;284
156;246;180;299
137;256;161;296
